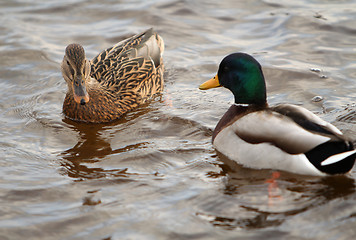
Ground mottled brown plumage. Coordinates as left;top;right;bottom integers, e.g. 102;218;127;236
61;28;164;123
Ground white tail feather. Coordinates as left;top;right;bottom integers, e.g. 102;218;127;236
321;149;356;166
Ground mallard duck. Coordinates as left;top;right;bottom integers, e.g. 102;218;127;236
61;28;164;123
199;53;356;175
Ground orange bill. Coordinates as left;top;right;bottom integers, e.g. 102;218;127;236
73;75;89;105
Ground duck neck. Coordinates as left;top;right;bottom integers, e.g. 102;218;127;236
233;101;268;109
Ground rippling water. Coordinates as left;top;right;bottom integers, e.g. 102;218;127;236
1;0;356;239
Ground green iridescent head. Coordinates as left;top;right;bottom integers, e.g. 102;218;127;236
200;53;267;105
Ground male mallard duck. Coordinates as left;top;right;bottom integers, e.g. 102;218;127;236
199;53;356;176
61;28;164;123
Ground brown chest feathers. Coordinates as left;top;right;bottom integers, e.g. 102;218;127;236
62;72;164;123
62;88;140;123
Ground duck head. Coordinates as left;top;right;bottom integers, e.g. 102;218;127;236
61;43;91;105
200;53;267;105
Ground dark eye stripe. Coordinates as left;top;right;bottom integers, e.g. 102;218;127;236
69;66;75;76
67;60;75;76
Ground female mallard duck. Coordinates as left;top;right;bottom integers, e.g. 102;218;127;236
61;28;164;123
200;53;356;175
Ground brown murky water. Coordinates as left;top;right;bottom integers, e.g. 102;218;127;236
1;0;356;239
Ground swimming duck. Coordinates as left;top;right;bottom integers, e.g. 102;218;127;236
199;53;356;175
61;28;164;123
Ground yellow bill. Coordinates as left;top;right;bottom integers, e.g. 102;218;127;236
199;75;221;90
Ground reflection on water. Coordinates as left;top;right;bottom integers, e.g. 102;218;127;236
60;119;130;180
198;154;356;231
199;173;356;231
58;105;156;180
1;0;356;239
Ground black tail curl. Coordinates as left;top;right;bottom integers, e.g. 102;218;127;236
305;141;356;174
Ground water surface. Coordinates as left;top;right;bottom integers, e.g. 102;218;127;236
1;0;356;239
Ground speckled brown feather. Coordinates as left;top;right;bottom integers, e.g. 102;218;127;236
65;44;85;70
62;28;164;123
